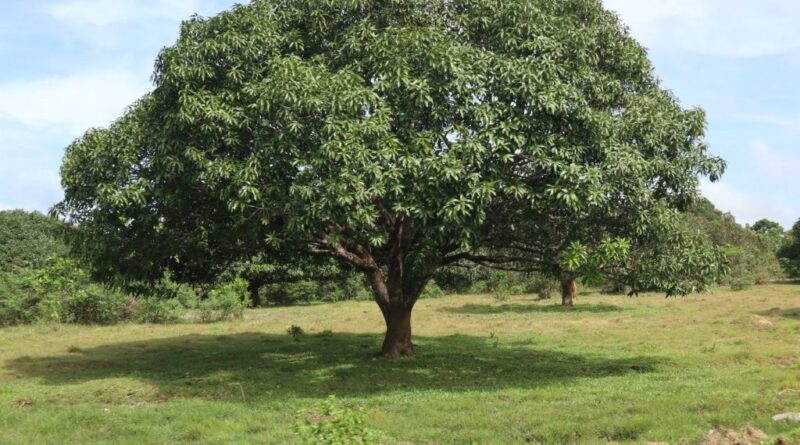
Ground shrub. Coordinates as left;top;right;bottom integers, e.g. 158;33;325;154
263;274;372;305
0;258;89;326
64;285;129;325
142;278;201;309
199;278;250;322
527;275;557;299
0;210;69;273
1;259;132;326
320;275;372;302
420;281;444;299
296;396;384;445
22;257;87;301
490;272;512;302
0;274;38;326
134;298;183;324
287;324;305;341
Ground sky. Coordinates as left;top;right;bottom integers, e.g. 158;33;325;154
0;1;798;228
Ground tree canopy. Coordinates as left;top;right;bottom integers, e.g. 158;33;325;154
750;218;784;253
57;0;724;357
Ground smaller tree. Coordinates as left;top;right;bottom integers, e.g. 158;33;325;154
750;219;784;253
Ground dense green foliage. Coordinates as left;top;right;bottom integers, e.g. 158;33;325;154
750;218;785;253
600;216;725;296
295;396;384;445
688;199;783;288
778;219;800;278
57;0;724;355
0;257;129;326
0;210;69;273
0;211;254;326
198;277;251;322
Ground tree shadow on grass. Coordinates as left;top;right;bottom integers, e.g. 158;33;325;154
770;280;800;285
444;302;625;315
5;332;662;402
756;307;800;320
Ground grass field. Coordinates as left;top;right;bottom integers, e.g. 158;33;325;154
1;285;799;444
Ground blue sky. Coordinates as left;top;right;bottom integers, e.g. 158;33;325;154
1;1;798;228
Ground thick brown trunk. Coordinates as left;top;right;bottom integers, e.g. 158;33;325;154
380;305;414;358
561;276;577;307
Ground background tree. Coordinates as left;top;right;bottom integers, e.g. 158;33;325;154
749;219;784;253
778;219;800;278
57;0;723;357
687;200;783;288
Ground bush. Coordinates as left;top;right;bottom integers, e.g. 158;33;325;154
320;275;372;302
527;275;557;299
0;210;69;273
420;281;444;299
63;285;129;325
0;258;89;326
296;396;384;445
489;272;513;301
287;324;305;341
199;278;250;322
1;259;131;326
0;274;38;325
134;298;183;324
263;274;372;305
1;256;191;326
138;278;201;309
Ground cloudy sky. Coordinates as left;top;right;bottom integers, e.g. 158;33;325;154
1;1;798;228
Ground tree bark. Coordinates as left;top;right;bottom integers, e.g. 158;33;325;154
380;304;415;358
247;278;262;307
561;275;577;306
365;265;424;358
314;216;428;358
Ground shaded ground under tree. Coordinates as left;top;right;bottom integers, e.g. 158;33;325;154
8;332;662;401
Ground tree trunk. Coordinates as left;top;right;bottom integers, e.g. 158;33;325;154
380;304;415;358
561;275;577;306
247;278;262;307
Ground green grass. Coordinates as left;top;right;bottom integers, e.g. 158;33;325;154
1;285;799;444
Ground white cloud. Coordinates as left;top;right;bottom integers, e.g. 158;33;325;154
701;141;800;228
0;70;150;134
701;180;796;228
604;0;800;57
748;140;800;188
0;148;64;211
735;113;800;130
46;0;207;26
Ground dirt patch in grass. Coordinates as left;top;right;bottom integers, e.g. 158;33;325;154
701;427;768;445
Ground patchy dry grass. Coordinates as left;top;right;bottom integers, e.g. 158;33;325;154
0;285;799;444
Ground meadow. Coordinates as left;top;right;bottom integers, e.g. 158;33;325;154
1;285;798;444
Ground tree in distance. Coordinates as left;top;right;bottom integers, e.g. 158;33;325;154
57;0;724;357
779;219;800;278
750;218;785;253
